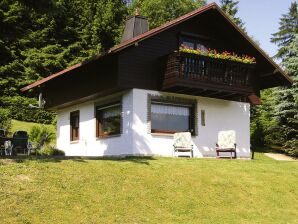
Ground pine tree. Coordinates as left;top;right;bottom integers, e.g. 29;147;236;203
0;0;128;124
271;34;298;156
271;2;298;60
220;0;245;30
0;108;11;131
250;88;278;147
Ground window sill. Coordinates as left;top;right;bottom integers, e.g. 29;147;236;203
96;134;121;140
151;132;196;137
70;140;80;144
151;132;174;137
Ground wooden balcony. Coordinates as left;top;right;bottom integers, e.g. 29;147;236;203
162;52;255;100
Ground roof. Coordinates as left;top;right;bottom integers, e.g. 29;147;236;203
21;3;292;92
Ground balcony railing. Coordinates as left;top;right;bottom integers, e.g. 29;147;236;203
162;52;255;92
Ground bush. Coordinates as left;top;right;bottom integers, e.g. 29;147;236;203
39;145;65;156
283;139;298;157
29;125;55;149
0;108;11;131
250;120;265;147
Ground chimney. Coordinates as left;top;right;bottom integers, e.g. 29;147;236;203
121;14;149;43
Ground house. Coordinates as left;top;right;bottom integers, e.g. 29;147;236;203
21;3;292;158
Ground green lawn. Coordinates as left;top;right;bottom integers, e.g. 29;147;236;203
0;153;297;223
11;119;56;135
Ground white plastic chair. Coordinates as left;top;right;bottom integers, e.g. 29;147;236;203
216;130;237;159
173;132;193;158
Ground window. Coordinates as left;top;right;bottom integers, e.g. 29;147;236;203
96;103;121;137
150;102;195;134
181;40;195;49
180;36;208;52
70;111;80;141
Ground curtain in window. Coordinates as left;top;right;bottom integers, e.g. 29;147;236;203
101;107;120;119
151;104;190;116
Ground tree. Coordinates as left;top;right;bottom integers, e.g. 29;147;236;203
0;108;11;131
271;2;298;61
271;34;298;156
128;0;206;29
220;0;245;30
252;2;298;157
250;89;277;147
0;0;128;124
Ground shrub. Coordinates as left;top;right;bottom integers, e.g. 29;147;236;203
0;108;11;131
29;125;55;149
39;145;65;156
283;140;298;157
250;120;265;147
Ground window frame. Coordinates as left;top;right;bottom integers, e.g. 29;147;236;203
179;34;209;51
95;102;122;138
148;95;197;136
70;110;80;142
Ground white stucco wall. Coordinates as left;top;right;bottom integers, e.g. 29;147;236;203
57;91;134;156
57;88;250;158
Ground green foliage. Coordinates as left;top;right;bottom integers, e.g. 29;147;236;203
283;139;298;157
128;0;206;29
29;125;55;149
251;89;280;147
11;120;56;142
39;145;65;156
272;34;298;156
250;108;265;147
0;108;11;131
253;34;298;157
220;0;245;30
0;96;55;124
252;2;298;157
271;2;298;60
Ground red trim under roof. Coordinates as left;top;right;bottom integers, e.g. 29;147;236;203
21;2;292;92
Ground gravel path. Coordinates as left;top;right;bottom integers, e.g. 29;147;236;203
264;153;297;161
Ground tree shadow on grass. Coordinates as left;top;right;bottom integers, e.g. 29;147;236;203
0;155;156;165
253;146;284;154
100;156;156;165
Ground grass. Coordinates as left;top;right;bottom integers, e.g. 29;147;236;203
9;120;56;145
0;152;297;223
11;119;56;135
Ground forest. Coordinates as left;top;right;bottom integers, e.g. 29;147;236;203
0;0;297;156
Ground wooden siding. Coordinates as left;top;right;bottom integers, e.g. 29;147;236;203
43;55;119;109
117;10;279;97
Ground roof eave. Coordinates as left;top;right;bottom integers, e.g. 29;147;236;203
20;52;109;92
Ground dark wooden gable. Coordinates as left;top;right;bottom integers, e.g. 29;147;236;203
117;8;289;92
